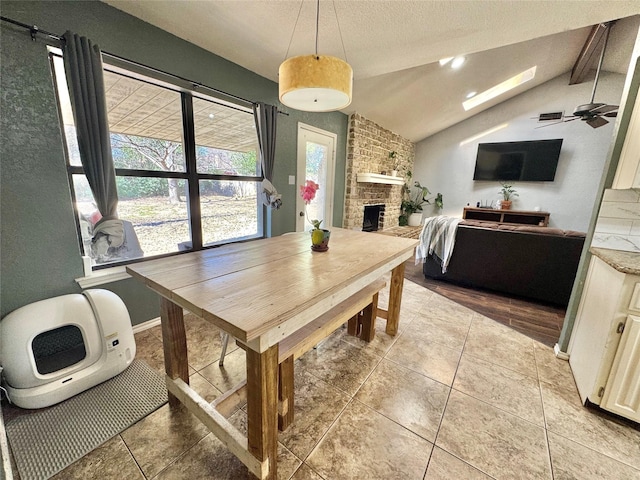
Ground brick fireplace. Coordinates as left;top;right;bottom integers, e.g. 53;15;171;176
343;114;415;231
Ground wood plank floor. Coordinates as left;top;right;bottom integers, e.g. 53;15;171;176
404;260;566;347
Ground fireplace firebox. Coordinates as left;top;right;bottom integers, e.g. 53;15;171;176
363;204;386;232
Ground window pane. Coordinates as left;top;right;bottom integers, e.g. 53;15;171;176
200;180;260;245
52;55;83;167
104;70;186;172
193;97;259;176
304;141;328;230
73;175;191;265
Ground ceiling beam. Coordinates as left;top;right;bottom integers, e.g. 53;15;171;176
569;23;610;85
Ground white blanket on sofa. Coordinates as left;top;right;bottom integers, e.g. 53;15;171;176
415;215;462;273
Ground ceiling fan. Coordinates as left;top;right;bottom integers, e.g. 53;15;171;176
539;22;618;129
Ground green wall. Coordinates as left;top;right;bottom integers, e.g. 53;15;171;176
0;1;348;323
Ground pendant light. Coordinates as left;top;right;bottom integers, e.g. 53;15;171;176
279;0;353;112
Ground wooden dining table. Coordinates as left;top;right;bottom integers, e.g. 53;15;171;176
126;227;418;479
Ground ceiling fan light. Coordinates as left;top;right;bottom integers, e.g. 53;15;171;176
279;55;353;112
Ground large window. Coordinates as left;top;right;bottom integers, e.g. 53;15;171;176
51;53;262;269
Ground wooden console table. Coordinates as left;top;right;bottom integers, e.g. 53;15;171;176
463;207;550;227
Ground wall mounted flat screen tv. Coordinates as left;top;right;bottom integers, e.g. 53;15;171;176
473;139;563;181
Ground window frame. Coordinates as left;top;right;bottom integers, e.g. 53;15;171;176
49;49;265;271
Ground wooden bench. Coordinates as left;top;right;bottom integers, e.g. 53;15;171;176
214;278;385;431
276;278;385;430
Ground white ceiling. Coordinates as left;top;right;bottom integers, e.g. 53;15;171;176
103;0;640;142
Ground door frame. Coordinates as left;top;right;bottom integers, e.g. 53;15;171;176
296;123;337;232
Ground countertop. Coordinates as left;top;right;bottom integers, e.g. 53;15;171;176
590;247;640;275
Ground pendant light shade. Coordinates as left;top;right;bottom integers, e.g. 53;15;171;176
279;54;353;112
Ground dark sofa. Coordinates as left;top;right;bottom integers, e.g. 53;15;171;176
422;221;586;306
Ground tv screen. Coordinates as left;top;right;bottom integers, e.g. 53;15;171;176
473;139;563;181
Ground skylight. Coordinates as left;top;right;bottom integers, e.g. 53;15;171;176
462;66;537;111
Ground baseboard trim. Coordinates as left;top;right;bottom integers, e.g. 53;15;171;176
554;343;570;361
132;317;161;334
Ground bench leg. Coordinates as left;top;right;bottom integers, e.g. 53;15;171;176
278;356;294;431
360;292;379;342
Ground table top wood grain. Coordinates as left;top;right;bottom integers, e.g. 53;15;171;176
127;228;417;347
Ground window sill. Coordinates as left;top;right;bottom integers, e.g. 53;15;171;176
75;266;131;288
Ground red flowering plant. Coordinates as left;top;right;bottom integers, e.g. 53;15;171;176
299;180;322;230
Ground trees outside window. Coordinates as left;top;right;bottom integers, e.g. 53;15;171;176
51;53;262;269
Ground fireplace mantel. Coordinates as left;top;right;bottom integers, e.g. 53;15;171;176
356;173;404;186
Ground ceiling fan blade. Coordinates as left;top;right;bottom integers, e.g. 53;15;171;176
563;117;580;122
590;104;618;114
586;116;608;128
603;111;618;118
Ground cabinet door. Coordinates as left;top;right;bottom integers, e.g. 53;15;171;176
601;315;640;422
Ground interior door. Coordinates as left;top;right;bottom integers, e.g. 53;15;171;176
296;124;337;232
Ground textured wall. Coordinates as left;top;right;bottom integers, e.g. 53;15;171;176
344;114;415;230
0;1;348;322
414;72;626;232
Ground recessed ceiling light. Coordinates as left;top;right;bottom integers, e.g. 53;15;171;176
208;113;215;119
439;57;454;66
451;56;466;69
463;66;537;111
466;91;477;99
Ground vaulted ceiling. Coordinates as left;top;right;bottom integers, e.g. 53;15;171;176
103;1;640;142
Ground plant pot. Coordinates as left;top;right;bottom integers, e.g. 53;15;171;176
408;212;423;227
311;229;331;252
391;170;398;177
499;200;512;210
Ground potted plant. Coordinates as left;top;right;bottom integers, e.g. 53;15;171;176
389;151;399;176
498;182;518;210
300;180;330;251
399;177;444;226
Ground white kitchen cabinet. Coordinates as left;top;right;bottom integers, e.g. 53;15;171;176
601;314;640;421
568;254;640;422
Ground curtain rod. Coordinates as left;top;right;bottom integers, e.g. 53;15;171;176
0;15;288;116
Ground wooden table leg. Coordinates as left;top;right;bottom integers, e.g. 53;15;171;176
386;262;405;336
278;356;294;432
246;344;279;480
347;313;361;336
160;297;190;407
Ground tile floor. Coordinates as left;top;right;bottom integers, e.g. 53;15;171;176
7;278;640;479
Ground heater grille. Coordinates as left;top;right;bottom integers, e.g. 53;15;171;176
32;325;87;375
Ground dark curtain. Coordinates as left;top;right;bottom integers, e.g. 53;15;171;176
62;31;119;222
253;102;281;209
63;31;124;249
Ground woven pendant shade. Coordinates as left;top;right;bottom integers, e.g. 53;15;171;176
279;54;353;112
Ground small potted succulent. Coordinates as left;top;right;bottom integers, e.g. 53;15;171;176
498;183;518;210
